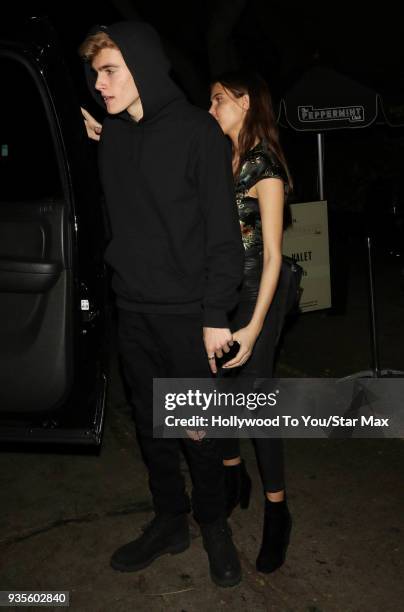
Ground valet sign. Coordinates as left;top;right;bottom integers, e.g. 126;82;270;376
282;200;331;312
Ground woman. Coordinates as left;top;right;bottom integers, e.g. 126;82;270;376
209;72;293;574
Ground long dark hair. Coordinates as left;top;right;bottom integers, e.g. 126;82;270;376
211;71;293;195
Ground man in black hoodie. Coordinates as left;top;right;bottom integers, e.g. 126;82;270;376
79;22;244;587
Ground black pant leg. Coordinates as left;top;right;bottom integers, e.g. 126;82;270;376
220;300;286;492
182;437;225;524
148;313;226;524
117;309;190;516
221;438;241;461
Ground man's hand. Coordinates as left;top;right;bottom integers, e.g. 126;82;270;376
81;107;102;141
203;327;233;374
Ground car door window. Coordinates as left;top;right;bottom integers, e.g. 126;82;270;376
0;55;63;202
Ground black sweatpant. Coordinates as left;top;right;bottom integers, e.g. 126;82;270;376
220;298;285;493
117;309;225;524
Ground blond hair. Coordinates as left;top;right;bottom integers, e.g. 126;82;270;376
78;31;118;62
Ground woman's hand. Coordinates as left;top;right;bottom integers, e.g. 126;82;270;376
81;107;102;141
222;325;259;369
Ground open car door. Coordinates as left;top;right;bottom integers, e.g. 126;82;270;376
0;18;109;446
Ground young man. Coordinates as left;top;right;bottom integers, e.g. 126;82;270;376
79;22;244;587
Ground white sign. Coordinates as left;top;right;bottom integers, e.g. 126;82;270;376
282;200;331;312
298;105;365;123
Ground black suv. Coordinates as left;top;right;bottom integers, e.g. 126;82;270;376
0;17;109;446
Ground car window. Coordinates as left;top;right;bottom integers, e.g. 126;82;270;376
0;55;63;202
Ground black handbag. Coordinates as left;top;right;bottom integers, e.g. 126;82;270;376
281;255;304;316
274;255;303;344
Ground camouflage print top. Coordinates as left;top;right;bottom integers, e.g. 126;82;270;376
235;140;288;301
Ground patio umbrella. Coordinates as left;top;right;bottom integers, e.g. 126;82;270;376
278;66;383;199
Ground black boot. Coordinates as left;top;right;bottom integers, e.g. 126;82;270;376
224;459;252;517
110;513;190;572
256;497;292;574
200;517;242;587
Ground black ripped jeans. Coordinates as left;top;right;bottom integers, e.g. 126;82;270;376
117;309;225;524
220;298;285;493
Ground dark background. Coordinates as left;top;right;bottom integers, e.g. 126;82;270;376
22;0;404;213
14;0;404;314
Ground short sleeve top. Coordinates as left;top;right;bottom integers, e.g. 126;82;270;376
235;140;288;256
235;141;288;302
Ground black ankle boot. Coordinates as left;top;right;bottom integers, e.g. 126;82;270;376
224;459;252;517
110;513;190;572
256;497;292;574
200;517;242;587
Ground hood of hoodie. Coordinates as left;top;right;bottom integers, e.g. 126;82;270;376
84;21;185;123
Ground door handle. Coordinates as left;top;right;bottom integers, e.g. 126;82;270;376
0;258;62;293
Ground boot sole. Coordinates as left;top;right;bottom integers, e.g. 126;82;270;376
110;538;190;572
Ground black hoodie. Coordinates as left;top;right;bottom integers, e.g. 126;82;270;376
84;21;244;327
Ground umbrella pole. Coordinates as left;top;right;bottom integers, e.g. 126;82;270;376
366;235;381;377
340;235;404;381
317;132;324;200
